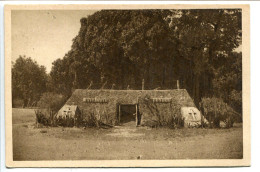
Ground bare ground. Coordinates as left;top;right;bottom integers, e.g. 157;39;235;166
12;108;243;160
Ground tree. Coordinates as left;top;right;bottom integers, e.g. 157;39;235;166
50;56;74;96
12;56;47;107
212;52;242;114
50;10;175;93
170;9;242;105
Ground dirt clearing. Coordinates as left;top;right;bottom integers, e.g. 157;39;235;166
12;108;243;160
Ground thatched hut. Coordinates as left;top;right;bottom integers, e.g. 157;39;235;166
60;89;202;127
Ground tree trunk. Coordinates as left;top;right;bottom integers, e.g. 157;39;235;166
213;118;220;128
145;62;151;89
195;75;200;106
162;64;166;89
27;98;31;107
149;63;154;89
73;71;78;89
192;74;200;106
120;67;125;89
23;99;28;108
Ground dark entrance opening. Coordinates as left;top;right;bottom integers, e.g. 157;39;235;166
117;104;141;126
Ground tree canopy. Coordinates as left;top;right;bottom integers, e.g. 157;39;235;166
169;9;242;105
50;10;178;96
12;56;48;107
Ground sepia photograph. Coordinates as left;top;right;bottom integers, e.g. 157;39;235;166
4;4;250;167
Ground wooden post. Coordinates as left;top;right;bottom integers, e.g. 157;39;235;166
177;80;179;89
118;104;121;124
142;79;144;90
136;104;138;126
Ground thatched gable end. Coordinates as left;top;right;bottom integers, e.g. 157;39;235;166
56;105;81;118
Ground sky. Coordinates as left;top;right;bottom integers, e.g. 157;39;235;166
12;10;97;73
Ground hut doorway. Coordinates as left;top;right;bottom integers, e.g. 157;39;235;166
117;104;141;126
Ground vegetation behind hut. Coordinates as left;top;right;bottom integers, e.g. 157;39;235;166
200;97;240;128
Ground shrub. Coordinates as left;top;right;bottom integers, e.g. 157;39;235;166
37;92;66;113
81;111;102;128
139;94;184;128
36;92;66;126
200;97;238;128
55;116;75;127
34;92;66;127
139;95;162;126
163;115;184;129
79;109;115;128
35;109;51;127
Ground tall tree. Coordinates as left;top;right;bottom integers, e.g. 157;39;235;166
12;56;47;107
170;9;242;105
50;10;175;93
212;52;242;114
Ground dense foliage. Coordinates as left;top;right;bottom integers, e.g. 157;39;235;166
212;52;242;114
37;92;66;113
50;10;175;96
12;56;48;107
139;94;184;128
200;97;239;128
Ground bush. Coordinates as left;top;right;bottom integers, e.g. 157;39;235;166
81;112;101;128
37;92;66;113
55;116;75;127
139;94;184;128
35;109;81;128
35;109;51;126
139;95;162;126
79;110;115;128
200;97;238;128
35;92;66;127
165;115;185;129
